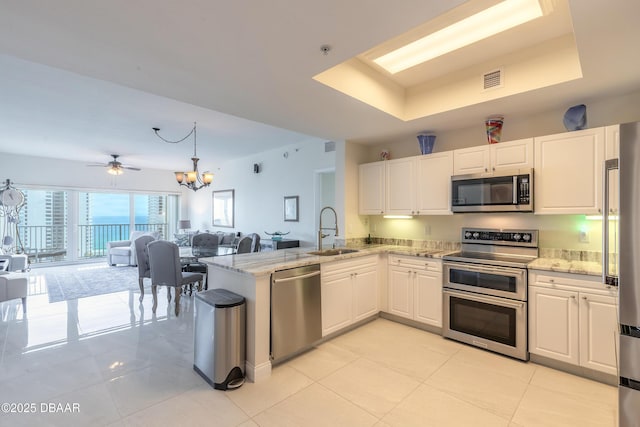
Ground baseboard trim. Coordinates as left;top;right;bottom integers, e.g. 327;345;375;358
529;353;617;386
245;360;271;383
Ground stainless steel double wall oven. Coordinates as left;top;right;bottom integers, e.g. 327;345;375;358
443;228;538;360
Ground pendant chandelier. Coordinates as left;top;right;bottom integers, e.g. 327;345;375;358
152;122;213;191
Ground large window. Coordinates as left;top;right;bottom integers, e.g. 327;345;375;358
18;189;68;263
78;192;130;259
17;189;178;265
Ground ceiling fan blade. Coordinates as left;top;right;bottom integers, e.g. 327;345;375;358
86;163;108;167
122;166;142;171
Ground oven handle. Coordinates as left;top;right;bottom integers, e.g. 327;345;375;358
444;289;526;310
444;262;526;277
513;175;518;204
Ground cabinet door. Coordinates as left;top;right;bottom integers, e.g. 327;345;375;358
491;138;534;171
534;128;605;214
359;162;385;215
579;293;618;375
416;151;453;215
453;146;490;175
321;274;352;336
385;157;416;215
414;270;442;327
529;286;579;364
353;267;379;322
388;265;413;319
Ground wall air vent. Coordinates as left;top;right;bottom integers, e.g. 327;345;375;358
483;68;503;90
324;141;336;152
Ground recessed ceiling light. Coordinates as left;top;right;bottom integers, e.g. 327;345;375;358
374;0;545;74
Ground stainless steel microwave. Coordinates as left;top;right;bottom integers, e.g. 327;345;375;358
451;168;533;213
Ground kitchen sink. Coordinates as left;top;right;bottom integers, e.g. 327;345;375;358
307;248;359;256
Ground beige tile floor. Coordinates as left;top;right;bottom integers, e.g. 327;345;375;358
0;265;618;426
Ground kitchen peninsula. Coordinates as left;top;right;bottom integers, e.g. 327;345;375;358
202;245;449;382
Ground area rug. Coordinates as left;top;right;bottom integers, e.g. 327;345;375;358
43;263;139;303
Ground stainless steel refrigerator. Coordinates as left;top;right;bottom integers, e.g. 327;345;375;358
615;121;640;426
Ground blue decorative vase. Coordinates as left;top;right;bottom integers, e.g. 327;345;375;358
417;134;436;154
563;104;587;131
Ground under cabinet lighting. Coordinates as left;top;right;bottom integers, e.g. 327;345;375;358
383;215;414;219
374;0;544;74
586;215;619;221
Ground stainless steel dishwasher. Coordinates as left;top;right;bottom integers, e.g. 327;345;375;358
271;264;322;363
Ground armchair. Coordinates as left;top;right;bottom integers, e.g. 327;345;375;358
107;230;161;266
0;272;28;313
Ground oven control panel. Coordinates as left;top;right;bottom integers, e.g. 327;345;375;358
462;228;538;246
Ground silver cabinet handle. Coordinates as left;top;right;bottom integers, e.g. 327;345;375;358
272;270;321;284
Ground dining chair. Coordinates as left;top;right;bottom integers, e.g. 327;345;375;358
236;233;261;254
134;235;156;302
191;233;219;258
147;240;203;316
236;236;253;254
188;233;219;292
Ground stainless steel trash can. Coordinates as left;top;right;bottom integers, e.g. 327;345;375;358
193;288;246;390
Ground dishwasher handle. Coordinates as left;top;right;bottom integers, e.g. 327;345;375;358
272;270;321;284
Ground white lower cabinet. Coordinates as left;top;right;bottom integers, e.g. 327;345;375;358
321;255;379;336
528;270;618;375
387;255;442;328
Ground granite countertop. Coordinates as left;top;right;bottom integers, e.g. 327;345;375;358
201;244;453;276
527;258;603;276
202;241;608;278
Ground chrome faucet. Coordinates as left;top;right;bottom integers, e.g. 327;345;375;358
318;206;338;251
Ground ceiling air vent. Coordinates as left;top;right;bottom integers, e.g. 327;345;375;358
324;141;336;152
483;68;503;90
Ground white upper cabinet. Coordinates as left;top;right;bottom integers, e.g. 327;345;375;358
416;151;453;215
385;157;416;215
453;145;490;175
359;152;453;216
491;138;534;171
534;127;605;214
359;161;385;215
453;138;533;175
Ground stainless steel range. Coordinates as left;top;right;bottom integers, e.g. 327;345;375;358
442;228;538;361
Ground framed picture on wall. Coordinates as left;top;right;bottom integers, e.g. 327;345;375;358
212;189;235;227
284;196;299;222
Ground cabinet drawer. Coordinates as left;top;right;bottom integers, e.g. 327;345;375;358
389;255;442;273
529;270;615;294
322;255;379;278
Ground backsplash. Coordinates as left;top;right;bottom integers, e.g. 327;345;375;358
538;248;606;263
345;237;460;251
344;237;608;264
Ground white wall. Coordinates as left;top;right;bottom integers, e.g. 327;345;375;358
348;89;640;250
0;152;180;193
360;89;640;162
187;140;335;247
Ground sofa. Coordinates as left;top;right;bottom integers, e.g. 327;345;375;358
173;231;237;248
0;271;28;313
107;230;161;266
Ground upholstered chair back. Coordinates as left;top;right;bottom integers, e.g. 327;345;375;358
191;233;219;257
249;233;261;252
148;240;182;286
236;236;253;254
134;235;156;280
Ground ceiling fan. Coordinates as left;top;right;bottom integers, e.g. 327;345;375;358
86;154;141;175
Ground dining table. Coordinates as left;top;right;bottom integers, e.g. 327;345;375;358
178;246;236;291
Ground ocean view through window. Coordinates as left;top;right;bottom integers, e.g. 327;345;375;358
17;189;177;265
